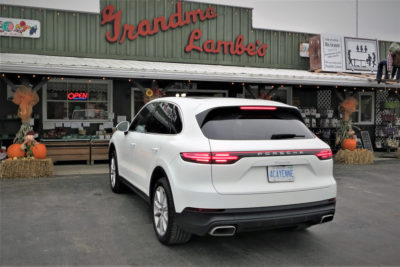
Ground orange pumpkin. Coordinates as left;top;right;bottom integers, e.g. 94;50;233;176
7;144;25;158
342;138;357;151
32;143;47;159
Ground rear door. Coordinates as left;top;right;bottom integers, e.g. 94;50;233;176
198;106;333;195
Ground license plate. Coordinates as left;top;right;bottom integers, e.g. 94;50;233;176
268;166;295;182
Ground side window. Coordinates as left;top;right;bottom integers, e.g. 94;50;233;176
169;104;183;134
129;105;150;133
145;102;171;134
129;102;182;134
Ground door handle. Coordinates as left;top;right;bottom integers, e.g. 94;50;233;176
152;148;159;153
130;143;136;148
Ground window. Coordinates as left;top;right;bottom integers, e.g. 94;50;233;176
129;102;182;134
350;92;375;124
197;106;313;140
43;79;112;122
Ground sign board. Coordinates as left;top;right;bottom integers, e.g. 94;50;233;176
344;37;378;73
0;17;40;38
360;130;374;151
321;34;344;72
299;43;309;57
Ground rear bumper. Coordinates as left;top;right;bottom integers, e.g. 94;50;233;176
175;199;336;236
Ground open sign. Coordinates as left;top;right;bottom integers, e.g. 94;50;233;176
67;92;88;100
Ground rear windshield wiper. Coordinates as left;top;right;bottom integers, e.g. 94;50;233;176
271;134;305;140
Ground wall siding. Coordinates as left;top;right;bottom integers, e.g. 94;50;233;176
0;0;391;70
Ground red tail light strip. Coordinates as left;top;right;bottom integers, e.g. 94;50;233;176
240;106;277;110
181;149;332;164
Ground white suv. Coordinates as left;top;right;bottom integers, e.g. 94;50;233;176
109;97;336;245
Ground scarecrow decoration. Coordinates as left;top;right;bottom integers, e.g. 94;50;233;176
2;85;52;178
335;97;373;164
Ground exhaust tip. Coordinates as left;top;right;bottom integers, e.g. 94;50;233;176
320;214;334;224
209;225;236;236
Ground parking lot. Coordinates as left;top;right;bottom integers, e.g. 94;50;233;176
1;160;400;265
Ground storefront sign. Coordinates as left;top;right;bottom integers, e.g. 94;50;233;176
68;92;88;100
321;34;344;72
0;17;40;38
101;1;268;57
344;37;378;73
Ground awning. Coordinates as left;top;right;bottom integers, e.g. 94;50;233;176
1;53;398;88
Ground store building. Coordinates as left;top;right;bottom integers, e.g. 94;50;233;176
1;0;399;162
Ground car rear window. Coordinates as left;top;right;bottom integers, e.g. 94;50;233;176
197;106;314;140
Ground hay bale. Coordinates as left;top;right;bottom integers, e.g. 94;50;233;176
334;149;374;164
0;158;54;178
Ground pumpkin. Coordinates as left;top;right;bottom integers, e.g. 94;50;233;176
7;143;25;158
32;143;47;159
342;138;357;151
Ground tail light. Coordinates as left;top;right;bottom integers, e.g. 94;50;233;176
315;149;332;160
240;106;277;110
181;152;239;164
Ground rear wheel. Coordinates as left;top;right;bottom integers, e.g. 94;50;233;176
152;177;191;245
109;151;125;193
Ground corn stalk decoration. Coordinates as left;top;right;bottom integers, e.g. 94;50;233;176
12;85;39;144
336;97;360;146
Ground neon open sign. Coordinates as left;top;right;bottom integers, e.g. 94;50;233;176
68;92;88;100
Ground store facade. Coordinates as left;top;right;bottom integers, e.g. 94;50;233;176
1;0;399;162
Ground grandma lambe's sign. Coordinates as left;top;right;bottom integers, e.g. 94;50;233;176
101;1;268;57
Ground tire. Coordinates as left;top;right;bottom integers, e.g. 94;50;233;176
109;151;125;193
152;177;191;245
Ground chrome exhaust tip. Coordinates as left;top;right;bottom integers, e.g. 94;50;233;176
320;214;334;224
209;225;236;236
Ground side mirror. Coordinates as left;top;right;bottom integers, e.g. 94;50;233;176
116;121;129;134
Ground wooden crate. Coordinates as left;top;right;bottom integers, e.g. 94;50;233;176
90;140;109;164
42;140;90;164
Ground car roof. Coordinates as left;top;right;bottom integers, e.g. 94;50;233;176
151;97;296;113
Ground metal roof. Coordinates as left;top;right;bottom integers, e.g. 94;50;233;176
1;53;397;88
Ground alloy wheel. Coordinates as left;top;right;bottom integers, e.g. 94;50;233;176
110;157;116;188
153;186;169;236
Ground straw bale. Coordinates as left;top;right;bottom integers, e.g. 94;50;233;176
334;149;374;164
0;158;53;178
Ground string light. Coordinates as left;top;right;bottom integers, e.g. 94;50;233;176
47;76;51;80
362;89;365;92
17;75;21;79
299;84;302;88
102;77;106;80
88;79;92;83
395;90;398;94
271;85;275;89
379;89;383;92
231;82;235;85
280;84;284;88
242;82;245;86
371;87;375;91
128;79;132;82
1;73;5;77
343;89;347;92
335;85;338;89
61;77;64;80
316;85;320;89
353;87;357;90
32;74;36;78
388;88;392;91
188;80;191;83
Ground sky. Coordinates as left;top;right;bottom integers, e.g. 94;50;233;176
0;0;398;42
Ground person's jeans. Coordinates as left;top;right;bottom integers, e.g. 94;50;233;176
376;60;400;81
376;59;388;81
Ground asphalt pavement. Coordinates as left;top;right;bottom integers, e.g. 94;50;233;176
1;160;400;265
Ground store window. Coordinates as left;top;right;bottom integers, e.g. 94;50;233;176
350;92;375;124
43;79;113;122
